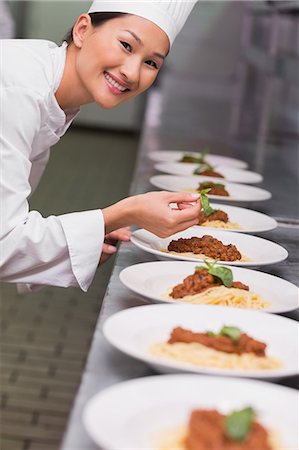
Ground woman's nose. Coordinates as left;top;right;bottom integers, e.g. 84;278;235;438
120;57;140;86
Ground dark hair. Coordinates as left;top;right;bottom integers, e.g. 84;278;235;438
63;12;127;44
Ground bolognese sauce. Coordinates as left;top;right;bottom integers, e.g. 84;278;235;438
168;235;242;261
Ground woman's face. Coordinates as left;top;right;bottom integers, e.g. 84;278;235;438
73;14;170;109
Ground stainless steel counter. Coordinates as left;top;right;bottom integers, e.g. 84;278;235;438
61;88;299;450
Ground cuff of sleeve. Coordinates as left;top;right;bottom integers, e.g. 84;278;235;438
59;209;104;292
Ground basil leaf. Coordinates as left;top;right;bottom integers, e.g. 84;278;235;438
220;326;242;342
193;162;214;175
193;165;203;175
199;188;211;196
208;266;233;287
207;330;216;337
225;407;255;442
197;149;209;164
195;265;206;271
201;193;216;216
199;181;225;189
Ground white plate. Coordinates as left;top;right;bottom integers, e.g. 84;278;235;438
192;203;277;233
149;150;248;169
155;162;263;184
131;228;288;267
103;304;299;378
150;175;271;202
119;261;298;313
83;374;298;450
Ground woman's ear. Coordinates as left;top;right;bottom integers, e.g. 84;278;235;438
72;14;93;48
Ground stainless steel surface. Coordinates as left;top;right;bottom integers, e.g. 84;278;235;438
61;88;298;449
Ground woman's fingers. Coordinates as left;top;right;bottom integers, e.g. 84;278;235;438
173;217;200;234
166;191;200;205
102;243;117;255
171;202;201;223
176;203;196;210
99;243;117;266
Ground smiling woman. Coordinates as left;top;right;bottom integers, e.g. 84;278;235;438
0;0;198;293
55;13;170;110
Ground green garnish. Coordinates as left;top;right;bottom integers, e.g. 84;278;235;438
206;330;216;337
195;260;233;288
206;325;242;342
199;181;225;189
179;149;209;164
199;190;217;216
193;162;214;175
197;149;209;164
220;326;242;342
225;407;256;442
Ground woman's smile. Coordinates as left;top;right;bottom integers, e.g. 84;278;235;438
103;71;130;95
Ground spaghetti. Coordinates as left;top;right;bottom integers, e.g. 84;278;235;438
164;285;269;309
150;341;282;371
162;249;251;262
201;219;242;230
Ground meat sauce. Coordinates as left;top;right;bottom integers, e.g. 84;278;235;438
168;235;242;261
168;327;266;357
198;210;229;225
185;409;272;450
198;182;229;196
199;170;224;178
170;268;249;299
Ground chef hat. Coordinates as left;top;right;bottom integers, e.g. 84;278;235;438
88;1;198;46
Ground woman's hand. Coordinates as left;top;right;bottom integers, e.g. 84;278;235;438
99;227;131;265
102;191;201;238
130;191;201;237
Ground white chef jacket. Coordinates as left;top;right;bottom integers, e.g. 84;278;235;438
0;39;105;293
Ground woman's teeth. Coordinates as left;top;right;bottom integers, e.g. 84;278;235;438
104;73;127;92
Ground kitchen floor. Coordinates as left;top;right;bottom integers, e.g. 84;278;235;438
0;127;139;450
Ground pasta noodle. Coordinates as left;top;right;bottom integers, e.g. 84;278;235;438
164;285;270;310
157;425;280;450
150;342;282;371
161;249;252;262
201;219;242;230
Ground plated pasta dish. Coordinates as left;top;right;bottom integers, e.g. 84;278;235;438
164;262;269;309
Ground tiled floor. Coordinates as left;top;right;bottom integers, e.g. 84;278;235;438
0;127;139;450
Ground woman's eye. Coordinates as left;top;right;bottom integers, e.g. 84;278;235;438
145;60;158;69
120;41;132;52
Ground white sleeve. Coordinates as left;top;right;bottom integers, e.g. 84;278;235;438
0;87;104;291
29;150;50;196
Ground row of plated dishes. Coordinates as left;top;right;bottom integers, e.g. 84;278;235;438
83;150;299;450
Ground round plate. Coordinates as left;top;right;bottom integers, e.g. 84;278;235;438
103;304;299;379
83;374;298;450
150;175;271;202
155;162;263;184
148;150;248;169
187;203;277;233
119;261;298;313
130;228;288;267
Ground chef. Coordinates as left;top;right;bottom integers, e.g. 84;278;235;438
0;0;199;293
